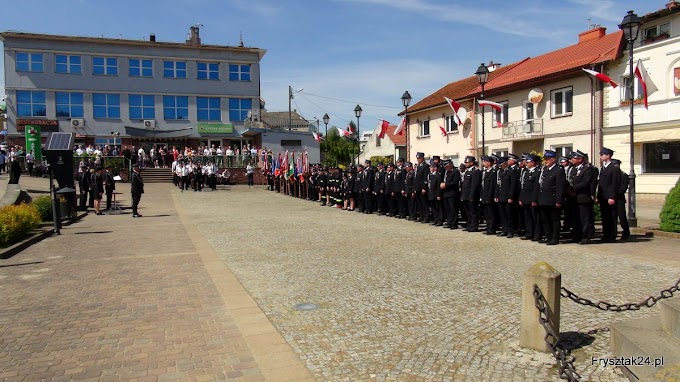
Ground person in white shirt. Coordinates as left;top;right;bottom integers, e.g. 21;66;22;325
86;145;95;155
216;146;224;167
76;145;85;156
93;146;102;156
138;147;146;168
203;147;211;156
25;151;35;176
246;162;254;188
171;159;179;187
220;169;231;185
225;147;234;167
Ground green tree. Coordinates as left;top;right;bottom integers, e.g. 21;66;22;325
321;123;359;167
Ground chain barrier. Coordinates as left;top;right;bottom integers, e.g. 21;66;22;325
561;276;680;312
533;284;581;382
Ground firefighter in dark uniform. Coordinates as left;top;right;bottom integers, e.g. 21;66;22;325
538;150;566;245
480;156;497;235
569;150;596;244
346;166;356;211
394;158;407;218
518;154;541;241
414;152;429;222
611;159;631;241
384;163;396;216
597;147;620;243
317;167;328;205
427;161;443;226
354;164;364;212
363;160;376;214
440;159;461;229
498;154;521;238
78;165;90;211
560;156;573;233
404;162;416;220
374;162;387;214
461;156;482;232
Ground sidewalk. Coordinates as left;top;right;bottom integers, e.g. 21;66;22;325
0;178;313;381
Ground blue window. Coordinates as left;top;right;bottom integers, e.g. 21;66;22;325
16;52;44;72
228;98;252;122
229;64;250;81
197;62;219;80
129;58;153;77
163;61;187;78
93;93;121;119
197;97;221;121
129;94;155;119
163;96;189;120
55;92;84;118
93;56;118;76
55;55;81;74
16;91;46;117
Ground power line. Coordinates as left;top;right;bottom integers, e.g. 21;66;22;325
297;93;351;125
299;91;401;109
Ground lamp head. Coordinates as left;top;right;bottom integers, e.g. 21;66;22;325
401;91;412;108
475;63;489;85
354;105;362;118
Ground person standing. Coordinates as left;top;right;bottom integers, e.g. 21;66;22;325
461;156;482;232
480;156;498;235
362;160;375;214
246;162;255;188
570;151;596;244
104;165;116;211
90;167;104;215
427;162;443;226
9;156;22;184
414;152;429;222
597;148;620;243
440;159;461;229
25;151;35;176
611;159;631;241
131;164;144;218
518;155;541;241
538;150;566;245
78;165;90;211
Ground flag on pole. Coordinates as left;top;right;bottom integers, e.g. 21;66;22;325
337;127;351;137
394;117;406;135
444;97;468;127
478;100;503;111
376;119;395;139
313;132;324;142
582;68;618;88
439;124;447;137
635;59;658;109
303;151;308;173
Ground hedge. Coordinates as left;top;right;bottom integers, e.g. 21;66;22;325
0;203;41;248
31;195;54;222
660;183;680;233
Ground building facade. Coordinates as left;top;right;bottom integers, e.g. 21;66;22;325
358;121;406;163
1;27;267;154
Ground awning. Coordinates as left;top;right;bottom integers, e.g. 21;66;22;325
125;126;194;138
622;129;680;143
241;128;267;137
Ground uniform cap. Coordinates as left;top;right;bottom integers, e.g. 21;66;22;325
496;156;508;164
443;159;453;166
416;152;425;158
559;157;569;163
611;158;622;165
397;157;405;163
387;163;395;168
463;155;476;163
570;151;584;159
543;150;557;158
404;161;413;167
600;147;614;156
526;154;539;163
432;155;441;161
507;153;519;160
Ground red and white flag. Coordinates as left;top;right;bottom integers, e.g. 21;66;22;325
635;59;658;110
377;119;396;139
582;68;618;88
337;127;351;137
394;117;406;135
312;132;324;142
347;124;356;133
444;97;467;127
439;125;447;137
478;100;503;111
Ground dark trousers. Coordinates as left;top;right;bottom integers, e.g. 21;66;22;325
247;173;254;186
482;203;495;233
616;200;631;238
599;201;618;240
363;191;373;213
27;163;34;176
79;191;88;211
429;199;442;223
498;202;509;234
398;194;407;217
407;193;417;218
522;204;540;239
88;190;95;208
356;191;363;211
388;193;397;216
464;200;480;230
132;192;142;215
106;192;113;210
505;202;518;235
376;192;385;213
443;197;459;227
540;205;561;243
575;202;595;241
181;176;189;190
417;191;429;221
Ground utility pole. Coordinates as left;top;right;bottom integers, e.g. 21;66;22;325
288;86;292;131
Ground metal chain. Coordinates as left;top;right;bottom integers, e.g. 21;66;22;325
560;276;680;312
533;284;581;382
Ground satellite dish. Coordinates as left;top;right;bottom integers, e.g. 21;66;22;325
456;107;468;126
528;88;543;104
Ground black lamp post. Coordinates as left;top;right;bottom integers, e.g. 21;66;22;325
322;113;330;163
475;63;490;156
619;10;642;228
354;105;362;165
401;91;411;159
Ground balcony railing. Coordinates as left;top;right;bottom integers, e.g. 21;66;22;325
501;119;543;140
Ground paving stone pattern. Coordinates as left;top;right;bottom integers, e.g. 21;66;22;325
178;187;680;382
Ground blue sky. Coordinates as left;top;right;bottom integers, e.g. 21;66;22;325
0;0;660;133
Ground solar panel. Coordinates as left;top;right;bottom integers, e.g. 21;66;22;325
45;132;75;151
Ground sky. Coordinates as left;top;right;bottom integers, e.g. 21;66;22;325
0;0;662;134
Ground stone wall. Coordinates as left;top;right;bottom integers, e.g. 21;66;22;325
222;168;264;185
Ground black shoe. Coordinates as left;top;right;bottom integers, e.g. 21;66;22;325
133;214;142;218
579;239;592;245
520;236;530;240
467;228;479;233
497;232;507;237
539;238;547;243
506;234;514;239
546;240;559;245
620;234;630;241
531;238;540;242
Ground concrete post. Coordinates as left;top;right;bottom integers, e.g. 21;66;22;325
520;262;561;352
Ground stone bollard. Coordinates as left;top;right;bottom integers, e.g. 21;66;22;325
519;262;561;352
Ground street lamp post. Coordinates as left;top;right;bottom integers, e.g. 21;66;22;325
401;91;411;159
475;63;490;156
619;10;642;228
354;105;362;166
322;113;329;164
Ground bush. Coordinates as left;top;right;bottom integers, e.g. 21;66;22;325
660;183;680;233
31;195;53;222
0;203;42;248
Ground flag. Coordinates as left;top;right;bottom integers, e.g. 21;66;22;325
377;119;394;139
477;100;503;111
439;124;447;136
394;117;406;135
635;59;658;109
444;97;467;127
303;151;308;173
313;132;323;142
347;124;356;133
337;127;351;137
582;68;618;88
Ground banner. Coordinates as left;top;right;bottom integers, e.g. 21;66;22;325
24;125;42;161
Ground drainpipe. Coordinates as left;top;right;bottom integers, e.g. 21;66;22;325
597;64;605;157
588;71;595;158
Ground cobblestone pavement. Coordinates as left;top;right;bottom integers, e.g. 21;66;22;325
175;186;680;382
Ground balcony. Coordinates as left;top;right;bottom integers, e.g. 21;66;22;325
500;119;543;140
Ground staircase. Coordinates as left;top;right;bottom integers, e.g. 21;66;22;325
139;167;173;183
610;297;680;380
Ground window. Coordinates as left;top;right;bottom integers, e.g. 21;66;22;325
551;87;573;117
281;140;302;147
93;93;121;119
129;94;155;119
376;134;381;147
644;22;671;40
163;61;187;78
229;64;251;81
55;92;84;118
419;120;430;136
197;62;219;80
553;145;573;158
228;98;252;122
523;100;534;122
644;142;680;173
197;97;221;121
163;96;189;120
15;52;43;72
621;76;644;102
55;55;81;74
16;91;46;117
445;115;459;133
493;101;509;127
93;56;118;76
492;149;508;158
129;58;153;77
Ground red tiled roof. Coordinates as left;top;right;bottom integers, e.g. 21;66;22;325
405;62;523;115
479;30;624;94
385;123;405;146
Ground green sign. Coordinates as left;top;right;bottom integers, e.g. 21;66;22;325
24;125;43;161
198;123;234;134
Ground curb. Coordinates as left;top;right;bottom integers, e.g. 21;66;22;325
0;212;89;260
647;230;680;240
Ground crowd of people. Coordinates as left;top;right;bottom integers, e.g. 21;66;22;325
268;148;631;245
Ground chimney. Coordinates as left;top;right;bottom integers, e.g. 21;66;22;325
487;60;502;72
149;33;156;42
579;26;606;43
186;26;201;46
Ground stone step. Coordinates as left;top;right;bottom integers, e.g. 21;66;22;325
661;298;680;340
610;315;680;380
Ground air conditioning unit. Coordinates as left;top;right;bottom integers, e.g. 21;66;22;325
143;119;156;129
70;118;84;128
